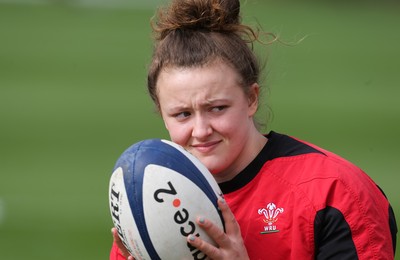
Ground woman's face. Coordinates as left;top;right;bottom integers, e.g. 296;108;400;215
156;61;260;182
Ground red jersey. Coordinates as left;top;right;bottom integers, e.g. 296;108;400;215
110;131;397;259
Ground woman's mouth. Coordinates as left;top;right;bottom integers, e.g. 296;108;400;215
191;140;221;154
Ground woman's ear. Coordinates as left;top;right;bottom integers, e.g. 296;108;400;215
248;83;260;116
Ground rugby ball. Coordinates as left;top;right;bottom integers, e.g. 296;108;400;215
109;139;224;260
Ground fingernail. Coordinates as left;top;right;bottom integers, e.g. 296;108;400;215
199;216;205;224
219;198;226;204
188;234;196;241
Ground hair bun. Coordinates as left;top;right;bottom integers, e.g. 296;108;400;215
154;0;241;39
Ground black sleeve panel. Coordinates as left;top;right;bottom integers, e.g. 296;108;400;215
377;185;398;255
314;206;358;260
388;203;397;255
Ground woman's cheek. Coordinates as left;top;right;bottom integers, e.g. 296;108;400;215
168;123;190;146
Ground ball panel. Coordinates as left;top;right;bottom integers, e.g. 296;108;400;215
109;167;151;260
143;164;223;259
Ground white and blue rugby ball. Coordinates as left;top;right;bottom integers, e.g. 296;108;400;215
109;139;225;260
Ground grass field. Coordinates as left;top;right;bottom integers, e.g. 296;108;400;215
0;1;399;259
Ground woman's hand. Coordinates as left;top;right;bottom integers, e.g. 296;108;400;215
186;198;249;260
111;227;135;260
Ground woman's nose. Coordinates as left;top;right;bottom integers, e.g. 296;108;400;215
192;115;212;138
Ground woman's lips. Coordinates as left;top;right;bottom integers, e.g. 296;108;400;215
191;140;221;153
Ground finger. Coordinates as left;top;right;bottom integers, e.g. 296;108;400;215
187;233;221;259
218;198;241;236
111;228;131;258
199;214;231;247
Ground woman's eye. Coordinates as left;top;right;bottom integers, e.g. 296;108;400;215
211;106;227;112
174;111;191;119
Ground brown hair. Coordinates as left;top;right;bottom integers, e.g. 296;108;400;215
147;0;262;111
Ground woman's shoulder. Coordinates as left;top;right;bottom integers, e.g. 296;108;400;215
266;131;364;179
265;131;382;202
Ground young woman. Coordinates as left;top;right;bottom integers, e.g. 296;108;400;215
110;0;397;259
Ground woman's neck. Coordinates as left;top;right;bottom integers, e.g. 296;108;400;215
214;131;268;183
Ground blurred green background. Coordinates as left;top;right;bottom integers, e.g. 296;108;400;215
0;0;398;259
